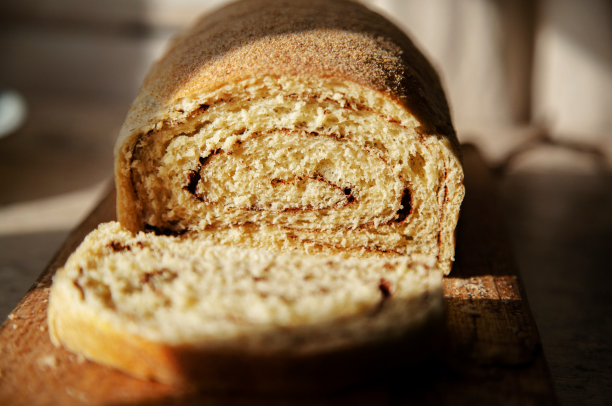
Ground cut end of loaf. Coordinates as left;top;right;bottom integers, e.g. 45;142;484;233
119;75;464;274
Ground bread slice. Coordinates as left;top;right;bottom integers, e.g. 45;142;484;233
114;0;465;274
48;222;443;391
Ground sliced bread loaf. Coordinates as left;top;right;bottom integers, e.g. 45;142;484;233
115;0;464;274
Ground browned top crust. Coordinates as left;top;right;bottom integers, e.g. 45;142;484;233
127;0;457;144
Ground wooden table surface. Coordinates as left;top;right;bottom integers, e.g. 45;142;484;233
0;145;558;405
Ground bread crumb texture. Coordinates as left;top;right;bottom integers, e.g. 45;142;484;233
49;222;442;351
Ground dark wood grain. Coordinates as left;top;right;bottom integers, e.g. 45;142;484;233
0;145;557;405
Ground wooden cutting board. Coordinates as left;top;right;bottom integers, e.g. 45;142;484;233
0;145;558;405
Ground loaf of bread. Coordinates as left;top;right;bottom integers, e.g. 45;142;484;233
49;0;463;389
48;222;443;391
115;0;464;274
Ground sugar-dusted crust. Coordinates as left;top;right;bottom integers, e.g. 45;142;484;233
116;0;458;141
48;222;444;391
114;0;464;274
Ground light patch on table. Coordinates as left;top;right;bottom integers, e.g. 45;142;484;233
0;182;109;236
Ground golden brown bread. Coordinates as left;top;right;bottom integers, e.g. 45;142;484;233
114;0;464;273
48;222;443;391
49;1;462;390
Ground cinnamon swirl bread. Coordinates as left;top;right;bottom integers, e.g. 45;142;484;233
48;222;443;391
115;0;465;274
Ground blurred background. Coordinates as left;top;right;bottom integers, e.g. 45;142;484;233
0;0;610;403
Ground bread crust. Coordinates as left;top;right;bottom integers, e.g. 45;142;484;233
119;0;457;138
